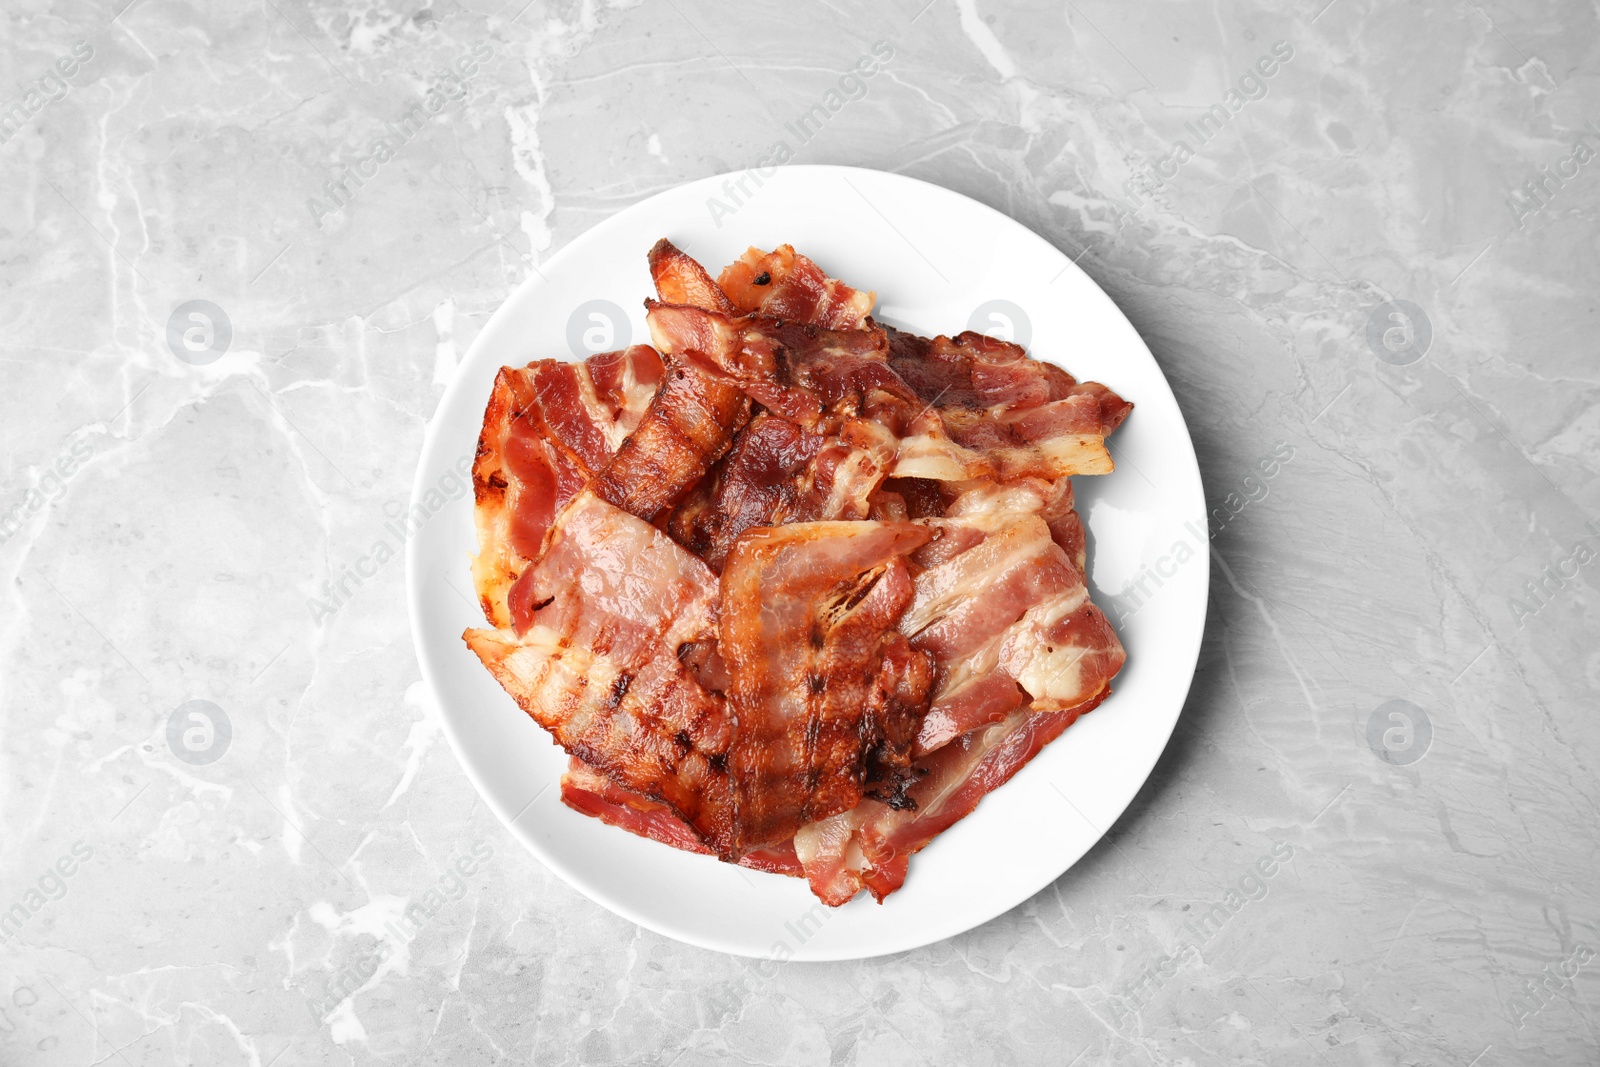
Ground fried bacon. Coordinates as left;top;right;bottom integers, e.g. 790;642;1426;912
719;521;934;855
717;243;876;328
560;758;802;877
886;326;1132;478
903;485;1124;754
469;346;662;627
648;238;738;314
793;706;1092;906
465;239;1134;906
666;412;899;572
648;301;1121;484
465;492;737;843
589;358;751;522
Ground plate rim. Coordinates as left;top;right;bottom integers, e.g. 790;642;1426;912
405;163;1209;960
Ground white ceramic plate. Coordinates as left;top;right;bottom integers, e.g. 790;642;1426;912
407;165;1207;961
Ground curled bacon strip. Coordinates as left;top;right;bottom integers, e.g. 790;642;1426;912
589;359;750;523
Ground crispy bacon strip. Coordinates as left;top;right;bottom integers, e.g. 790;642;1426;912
886;326;1132;429
902;507;1124;754
559;758;802;877
718;244;876;328
649;238;737;314
589;358;751;523
464;492;737;843
469;346;662;627
718;521;935;856
667;412;898;572
647;303;894;426
793;706;1091;906
648;302;1121;484
886;326;1131;478
648;302;990;488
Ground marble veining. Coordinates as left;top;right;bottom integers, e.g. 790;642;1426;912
2;0;1598;1063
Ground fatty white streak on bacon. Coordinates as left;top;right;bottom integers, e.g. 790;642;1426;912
903;503;1124;755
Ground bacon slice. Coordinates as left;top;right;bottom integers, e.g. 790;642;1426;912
667;412;898;572
793;707;1090;906
718;521;935;855
668;413;824;568
464;492;738;845
648;302;989;488
589;358;751;523
649;238;737;314
886;326;1132;427
559;758;802;877
469;346;662;627
902;507;1124;755
886;326;1131;479
717;244;875;328
648;302;1118;484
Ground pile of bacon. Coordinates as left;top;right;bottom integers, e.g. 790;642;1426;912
463;240;1130;906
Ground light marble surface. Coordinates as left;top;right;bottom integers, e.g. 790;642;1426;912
2;0;1598;1063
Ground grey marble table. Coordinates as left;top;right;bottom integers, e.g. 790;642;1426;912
3;0;1598;1064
